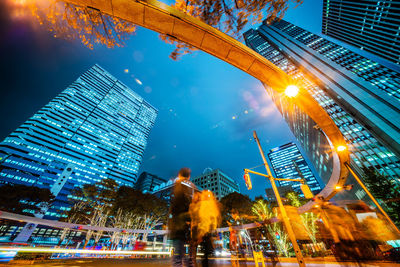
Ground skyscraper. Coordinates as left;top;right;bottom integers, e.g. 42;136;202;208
191;169;240;200
0;64;157;219
244;20;400;201
268;142;322;195
135;172;167;193
322;0;400;65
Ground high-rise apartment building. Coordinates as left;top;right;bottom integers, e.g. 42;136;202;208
244;20;400;201
268;142;322;195
135;172;167;193
322;0;400;65
0;64;157;219
191;169;240;200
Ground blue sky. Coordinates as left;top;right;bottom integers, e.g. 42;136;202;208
0;0;324;198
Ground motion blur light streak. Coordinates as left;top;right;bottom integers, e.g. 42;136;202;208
2;247;171;255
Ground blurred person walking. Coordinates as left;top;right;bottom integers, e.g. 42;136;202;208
168;167;197;267
190;190;221;267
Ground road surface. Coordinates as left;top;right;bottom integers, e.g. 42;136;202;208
2;258;400;266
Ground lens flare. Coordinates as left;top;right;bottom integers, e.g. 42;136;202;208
284;85;299;97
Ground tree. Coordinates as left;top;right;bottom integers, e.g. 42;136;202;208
286;191;318;245
10;0;136;49
8;0;300;59
161;0;302;59
0;184;54;215
112;186;168;241
220;192;253;226
252;198;290;257
362;166;400;226
66;178;119;247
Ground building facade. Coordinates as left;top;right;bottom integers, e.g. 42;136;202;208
152;178;200;204
267;142;322;195
135;172;167;193
0;64;157;219
244;20;400;201
191;169;240;200
322;0;400;65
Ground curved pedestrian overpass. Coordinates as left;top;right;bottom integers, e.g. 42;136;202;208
64;0;349;210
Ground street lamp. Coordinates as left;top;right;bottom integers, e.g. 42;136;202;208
244;130;306;267
284;85;299;97
336;145;347;152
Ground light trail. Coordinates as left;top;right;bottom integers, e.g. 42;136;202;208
0;247;171;255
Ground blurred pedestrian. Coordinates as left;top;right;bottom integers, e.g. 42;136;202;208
168;167;196;267
190;190;221;267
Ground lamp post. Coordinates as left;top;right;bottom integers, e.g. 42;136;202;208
251;130;306;267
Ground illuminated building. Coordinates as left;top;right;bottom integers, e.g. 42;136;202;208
0;64;157;219
152;178;200;204
322;0;400;65
267;142;322;195
135;172;167;193
244;20;400;201
191;169;240;200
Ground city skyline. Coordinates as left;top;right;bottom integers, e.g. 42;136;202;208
0;65;157;218
0;0;327;198
1;0;396;199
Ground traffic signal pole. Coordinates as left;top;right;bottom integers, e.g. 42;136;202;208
253;131;306;267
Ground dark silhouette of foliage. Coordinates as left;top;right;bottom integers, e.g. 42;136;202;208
0;184;54;215
113;186;168;223
161;0;302;59
219;192;253;226
362;166;400;226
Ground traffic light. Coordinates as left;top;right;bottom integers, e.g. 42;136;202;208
275;231;280;240
243;171;252;190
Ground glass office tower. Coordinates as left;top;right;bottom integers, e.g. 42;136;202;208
0;64;157;219
268;142;322;195
244;20;400;201
322;0;400;65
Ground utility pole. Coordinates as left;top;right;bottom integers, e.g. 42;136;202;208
253;131;306;267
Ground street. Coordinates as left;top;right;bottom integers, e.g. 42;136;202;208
2;258;400;267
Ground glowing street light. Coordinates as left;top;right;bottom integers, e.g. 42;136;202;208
335;185;342;190
336;145;347;152
285;85;299;97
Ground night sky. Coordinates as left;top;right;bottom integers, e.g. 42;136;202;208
0;0;324;198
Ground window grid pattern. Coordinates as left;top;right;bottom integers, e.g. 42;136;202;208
274;19;400;101
192;169;240;200
268;143;322;195
322;0;400;65
244;30;400;187
0;65;157;219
